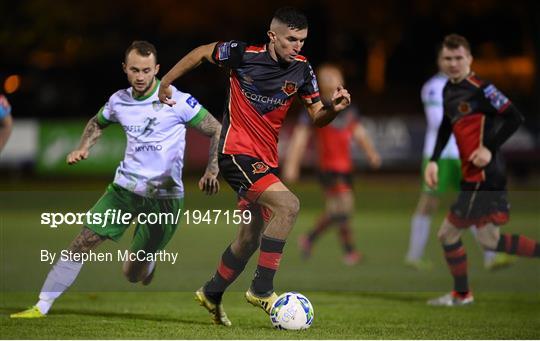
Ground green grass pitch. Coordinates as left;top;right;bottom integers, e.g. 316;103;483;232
1;176;539;339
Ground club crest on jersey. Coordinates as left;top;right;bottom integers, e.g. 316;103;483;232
458;101;472;114
152;100;163;112
282;81;298;96
251;162;269;174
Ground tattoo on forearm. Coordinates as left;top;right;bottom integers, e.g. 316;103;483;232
79;116;103;150
206;135;219;174
194;114;221;174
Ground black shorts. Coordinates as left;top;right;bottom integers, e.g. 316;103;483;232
218;153;280;202
318;171;353;194
448;180;510;228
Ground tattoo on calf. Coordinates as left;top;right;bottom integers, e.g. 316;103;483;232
68;227;105;254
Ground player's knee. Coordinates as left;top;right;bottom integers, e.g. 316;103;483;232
276;194;300;219
290;196;300;216
437;227;458;244
436;229;446;242
476;227;500;250
478;238;496;251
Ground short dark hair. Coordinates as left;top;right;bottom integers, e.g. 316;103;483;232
272;7;308;30
440;34;471;53
125;40;158;63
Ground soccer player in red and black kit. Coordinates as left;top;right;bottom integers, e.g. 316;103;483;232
425;34;540;306
158;7;351;325
283;63;381;265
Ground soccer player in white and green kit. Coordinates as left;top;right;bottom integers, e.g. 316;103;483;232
11;41;222;318
405;55;513;271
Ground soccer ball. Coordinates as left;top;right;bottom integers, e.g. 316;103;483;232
270;292;314;330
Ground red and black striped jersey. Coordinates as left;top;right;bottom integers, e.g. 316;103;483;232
212;40;320;167
431;73;523;183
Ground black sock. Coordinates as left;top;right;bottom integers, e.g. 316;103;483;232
204;245;248;304
251;235;285;296
443;240;469;294
496;233;540;257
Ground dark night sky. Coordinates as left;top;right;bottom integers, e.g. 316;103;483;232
2;0;539;133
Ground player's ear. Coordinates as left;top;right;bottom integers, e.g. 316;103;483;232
267;30;276;42
155;64;160;76
122;62;127;74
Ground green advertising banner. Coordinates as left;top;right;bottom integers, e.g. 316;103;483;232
37;120;126;175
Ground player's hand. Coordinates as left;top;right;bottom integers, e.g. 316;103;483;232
424;161;438;189
158;83;176;107
66;149;89;165
199;171;220;195
468;145;492;168
367;152;382;169
331;85;351;112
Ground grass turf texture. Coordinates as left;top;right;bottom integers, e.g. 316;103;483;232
2;292;539;339
1;175;539;338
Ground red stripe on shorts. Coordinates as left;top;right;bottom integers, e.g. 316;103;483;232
246;173;280;202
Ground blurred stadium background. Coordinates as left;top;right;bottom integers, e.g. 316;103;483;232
1;1;539;338
1;0;540;176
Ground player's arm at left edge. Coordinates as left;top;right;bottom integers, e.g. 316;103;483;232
0;94;13;153
66;107;110;165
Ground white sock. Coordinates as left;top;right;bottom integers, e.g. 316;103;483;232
36;260;83;314
406;214;431;261
483;249;497;264
146;261;156;278
470;225;479;239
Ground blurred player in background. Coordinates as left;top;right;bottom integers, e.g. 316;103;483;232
11;41;221;318
425;34;540;306
405;55;514;271
159;7;351;326
283;63;381;266
0;94;13;153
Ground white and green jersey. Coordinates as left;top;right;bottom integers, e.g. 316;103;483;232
97;79;208;199
421;73;459;159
